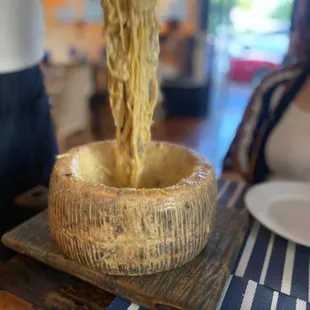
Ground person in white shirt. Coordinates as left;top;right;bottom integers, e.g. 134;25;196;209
0;0;58;205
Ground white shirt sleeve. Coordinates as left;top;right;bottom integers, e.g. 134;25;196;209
0;0;44;73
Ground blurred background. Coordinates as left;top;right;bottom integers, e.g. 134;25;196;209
43;0;300;176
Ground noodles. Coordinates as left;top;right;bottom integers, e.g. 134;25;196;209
101;0;160;188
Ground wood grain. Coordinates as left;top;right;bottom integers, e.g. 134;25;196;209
0;256;115;310
2;183;249;310
0;291;39;310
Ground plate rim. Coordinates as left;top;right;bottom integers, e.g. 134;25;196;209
245;180;310;247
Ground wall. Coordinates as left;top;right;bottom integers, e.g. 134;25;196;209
44;22;103;63
44;0;201;63
44;2;103;63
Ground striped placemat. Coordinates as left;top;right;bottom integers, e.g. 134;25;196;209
217;179;247;209
219;180;310;303
233;221;310;303
217;276;309;310
109;276;310;310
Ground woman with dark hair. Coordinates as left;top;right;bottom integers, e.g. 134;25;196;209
222;10;310;184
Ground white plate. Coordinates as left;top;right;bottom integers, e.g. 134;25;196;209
245;181;310;247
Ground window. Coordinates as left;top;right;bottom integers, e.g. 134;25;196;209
56;0;103;23
84;0;103;22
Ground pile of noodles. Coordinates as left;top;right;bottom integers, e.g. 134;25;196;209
101;0;160;188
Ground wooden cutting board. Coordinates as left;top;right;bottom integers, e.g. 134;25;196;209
2;199;248;310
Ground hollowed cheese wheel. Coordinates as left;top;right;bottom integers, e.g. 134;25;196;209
48;141;217;276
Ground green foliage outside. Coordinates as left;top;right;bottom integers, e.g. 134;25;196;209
270;0;293;21
236;0;254;10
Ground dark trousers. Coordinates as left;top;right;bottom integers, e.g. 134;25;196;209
0;65;58;205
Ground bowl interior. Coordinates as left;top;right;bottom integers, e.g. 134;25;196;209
72;142;202;189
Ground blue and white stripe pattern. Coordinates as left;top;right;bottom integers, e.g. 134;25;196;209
108;299;142;310
109;276;310;310
218;277;310;310
233;222;310;303
108;181;310;310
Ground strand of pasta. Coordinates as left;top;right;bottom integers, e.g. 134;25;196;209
102;0;160;188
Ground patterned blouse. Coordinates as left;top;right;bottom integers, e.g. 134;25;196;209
222;64;309;184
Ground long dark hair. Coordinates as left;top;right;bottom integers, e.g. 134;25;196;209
294;5;310;67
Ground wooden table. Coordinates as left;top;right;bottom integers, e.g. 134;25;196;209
0;245;116;309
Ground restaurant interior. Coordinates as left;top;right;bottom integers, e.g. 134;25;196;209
1;0;310;309
42;0;298;176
